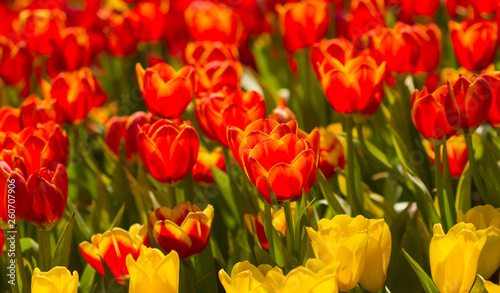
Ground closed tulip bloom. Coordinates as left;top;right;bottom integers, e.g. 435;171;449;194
458;205;500;279
195;89;266;146
104;11;140;56
359;219;392;292
445;75;492;135
413;24;441;74
480;72;500;127
311;38;353;78
149;202;214;259
136;62;196;119
319;124;345;179
0;37;32;87
192;146;225;184
25;164;68;231
269;105;297;124
219;261;284;292
276;0;330;53
79;224;149;283
425;135;468;178
345;0;386;41
137;119;199;184
449;20;498;71
185;1;244;44
398;0;439;21
430;223;487;293
19;95;63;128
412;86;456;144
227;119;319;203
196;60;242;94
183;41;239;66
306;215;370;291
126;246;180;293
41;67;107;123
31;267;78;293
0;161;29;230
319;55;386;115
133;2;167;42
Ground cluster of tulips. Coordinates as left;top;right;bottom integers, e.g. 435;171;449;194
1;0;500;292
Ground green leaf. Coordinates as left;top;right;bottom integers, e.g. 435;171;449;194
194;241;218;293
108;203;126;231
455;163;471;214
402;249;439;293
316;171;349;215
253;245;278;267
210;165;242;226
470;274;486;293
51;213;75;267
79;264;97;293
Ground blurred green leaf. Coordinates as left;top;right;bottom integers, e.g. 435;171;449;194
402;249;439;293
51;213;75;267
470;274;486;293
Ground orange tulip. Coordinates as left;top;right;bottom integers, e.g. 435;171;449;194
185;1;244;44
192;146;225;184
319;55;386;116
269;105;297;124
132;2;167;42
445;75;492;135
137;119;199;184
183;41;239;66
19;95;62;128
480;72;500;127
26;164;67;231
449;20;498;72
46;27;92;78
276;0;330;53
136;62;196;119
103;10;140;56
195;88;266;146
227;119;319;203
149;202;214;259
0;37;32;87
311;38;353;78
424;135;468;178
411;86;457;143
0;161;29;230
196;60;242;94
79;224;149;283
41;67;107;123
319;124;345;179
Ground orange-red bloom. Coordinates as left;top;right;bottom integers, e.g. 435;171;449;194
192;146;225;184
0;37;32;87
195;89;266;146
46;27;92;78
319;55;386;116
41;67;107;123
0;107;21;134
19;95;62;128
276;0;330;53
346;0;385;41
446;0;499;17
137;119;199;184
183;41;239;66
149;202;214;259
132;2;167;42
482;72;500;127
319;124;345;179
26;164;67;231
311;38;353;78
398;0;439;22
79;224;149;283
0;161;29;230
413;24;441;73
412;86;457;143
185;1;244;44
269;105;297;124
196;60;242;94
136;62;196;119
445;75;492;135
227;119;319;203
449;20;498;72
425;135;468;178
102;10;139;56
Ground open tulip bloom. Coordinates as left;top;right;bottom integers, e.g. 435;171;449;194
3;1;500;293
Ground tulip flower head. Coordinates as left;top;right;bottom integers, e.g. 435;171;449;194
0;161;29;230
319;124;346;179
149;202;214;259
192;146;225;184
424;134;468;178
31;267;78;293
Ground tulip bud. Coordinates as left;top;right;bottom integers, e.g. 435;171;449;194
0;36;33;87
126;246;180;293
269;105;296;124
319;124;345;179
430;223;487;293
25;164;68;231
424;134;468;178
31;267;78;293
149;202;214;259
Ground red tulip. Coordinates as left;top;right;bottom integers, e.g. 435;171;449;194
136;62;196;119
41;67;107;123
183;41;239;66
0;37;32;87
185;1;244;44
481;72;500;127
132;2;167;42
79;224;149;283
0;161;29;230
319;124;346;179
192;146;226;184
447;0;499;17
346;0;385;41
137;119;199;184
398;0;439;22
149;202;214;259
103;11;140;56
195;88;266;146
318;55;386;116
227;119;319;203
25;164;67;231
19;95;63;128
196;60;242;94
445;75;492;135
449;20;498;72
311;38;353;78
413;23;441;74
425;135;468;178
46;27;93;78
0;107;21;134
269;105;297;124
276;0;330;53
412;86;457;143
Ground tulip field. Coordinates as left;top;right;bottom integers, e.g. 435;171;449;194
2;0;500;292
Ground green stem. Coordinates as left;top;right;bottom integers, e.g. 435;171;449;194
263;202;277;261
346;117;362;215
464;135;490;204
160;186;176;208
37;229;52;271
433;143;447;231
283;201;295;257
441;140;457;227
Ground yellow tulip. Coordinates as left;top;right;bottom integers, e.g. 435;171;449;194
306;214;370;291
484;281;500;293
219;259;339;293
126;246;180;293
429;223;487;293
458;204;500;279
31;266;78;293
359;219;392;292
